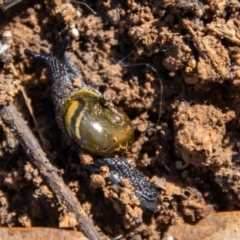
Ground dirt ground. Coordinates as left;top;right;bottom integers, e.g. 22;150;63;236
1;0;240;239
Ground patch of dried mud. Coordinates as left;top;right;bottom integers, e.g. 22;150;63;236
1;0;240;239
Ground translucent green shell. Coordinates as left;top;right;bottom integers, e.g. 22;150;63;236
62;89;134;155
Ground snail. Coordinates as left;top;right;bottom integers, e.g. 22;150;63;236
25;40;134;156
25;40;158;212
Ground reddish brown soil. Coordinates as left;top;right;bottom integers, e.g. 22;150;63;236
1;0;240;239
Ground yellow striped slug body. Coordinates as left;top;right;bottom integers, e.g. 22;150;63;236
25;41;159;212
25;41;134;155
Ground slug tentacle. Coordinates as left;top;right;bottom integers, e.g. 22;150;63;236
55;38;69;60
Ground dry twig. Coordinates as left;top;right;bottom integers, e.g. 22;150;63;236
0;103;102;240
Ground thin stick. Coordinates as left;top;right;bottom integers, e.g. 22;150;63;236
0;103;102;240
19;87;49;148
0;0;22;12
71;1;97;15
